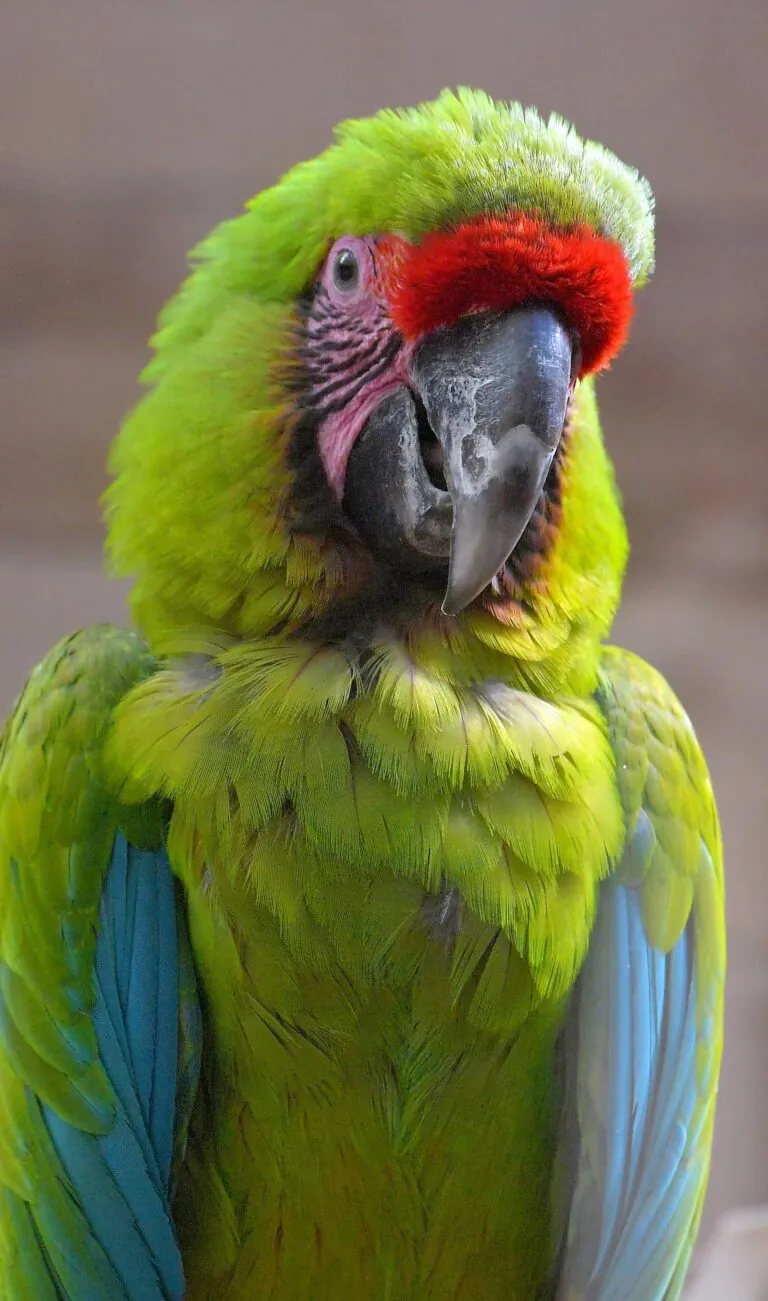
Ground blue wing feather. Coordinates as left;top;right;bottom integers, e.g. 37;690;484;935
149;856;182;1193
125;848;161;1129
555;649;725;1300
38;831;197;1301
557;878;703;1300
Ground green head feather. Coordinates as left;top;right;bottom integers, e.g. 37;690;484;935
105;88;654;691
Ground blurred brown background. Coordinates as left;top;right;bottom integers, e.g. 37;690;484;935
2;0;767;1246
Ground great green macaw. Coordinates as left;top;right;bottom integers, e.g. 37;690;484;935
0;89;724;1300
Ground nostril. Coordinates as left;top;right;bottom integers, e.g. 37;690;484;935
415;393;447;491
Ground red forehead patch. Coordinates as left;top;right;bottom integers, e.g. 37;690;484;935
383;214;633;375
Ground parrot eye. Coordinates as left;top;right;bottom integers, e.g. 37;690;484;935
321;236;374;305
331;248;361;292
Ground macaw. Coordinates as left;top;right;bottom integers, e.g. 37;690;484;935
0;89;724;1300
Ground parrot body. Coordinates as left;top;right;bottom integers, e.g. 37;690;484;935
0;90;724;1300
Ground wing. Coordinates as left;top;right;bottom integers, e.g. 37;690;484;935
0;627;202;1300
555;646;725;1301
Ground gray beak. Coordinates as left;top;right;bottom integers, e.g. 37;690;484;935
342;305;573;613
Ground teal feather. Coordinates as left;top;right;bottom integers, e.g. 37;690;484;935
38;833;196;1300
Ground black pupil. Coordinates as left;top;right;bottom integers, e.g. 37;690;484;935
334;249;359;289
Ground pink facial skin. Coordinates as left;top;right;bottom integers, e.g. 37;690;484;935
307;236;414;498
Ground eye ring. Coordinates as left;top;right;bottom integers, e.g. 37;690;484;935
332;247;361;292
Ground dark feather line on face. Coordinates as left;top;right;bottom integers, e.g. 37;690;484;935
306;331;394;395
303;284;397;407
306;287;372;337
307;294;369;327
285;298;355;539
309;336;401;416
307;329;382;356
307;310;371;343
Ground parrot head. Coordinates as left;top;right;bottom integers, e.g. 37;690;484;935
107;89;654;685
295;216;632;616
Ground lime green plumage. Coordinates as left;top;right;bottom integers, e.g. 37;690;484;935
101;624;618;1298
0;629;164;1296
0;89;723;1300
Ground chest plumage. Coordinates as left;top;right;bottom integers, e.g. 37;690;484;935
109;635;624;1299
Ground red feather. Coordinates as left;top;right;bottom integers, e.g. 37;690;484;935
384;215;633;375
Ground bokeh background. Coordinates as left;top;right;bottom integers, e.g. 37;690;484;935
3;0;767;1252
